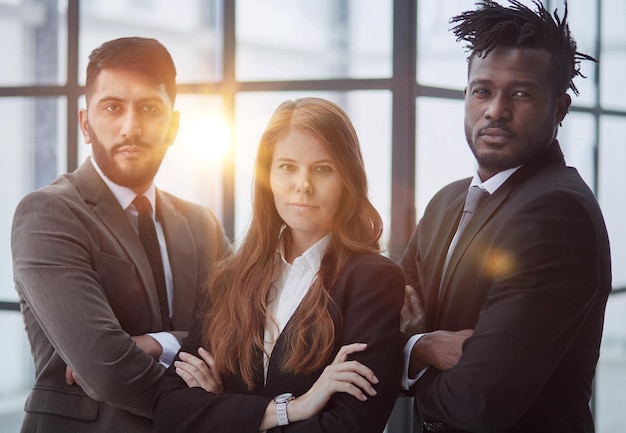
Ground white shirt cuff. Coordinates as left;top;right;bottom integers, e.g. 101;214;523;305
402;333;428;390
147;332;181;368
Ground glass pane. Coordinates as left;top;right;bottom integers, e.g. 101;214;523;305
596;293;626;432
554;0;598;107
558;112;596;189
234;91;392;250
415;97;473;219
79;0;223;84
156;94;226;214
77;94;226;216
1;97;67;302
600;0;626;110
0;310;31;431
236;0;392;81
0;0;67;86
417;0;469;90
598;116;626;290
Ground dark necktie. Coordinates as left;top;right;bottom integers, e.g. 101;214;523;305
442;185;490;280
133;195;171;331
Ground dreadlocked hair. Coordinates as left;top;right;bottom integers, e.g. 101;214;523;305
450;0;596;96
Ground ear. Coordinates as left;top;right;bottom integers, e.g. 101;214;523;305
78;109;91;144
555;93;571;125
166;110;180;146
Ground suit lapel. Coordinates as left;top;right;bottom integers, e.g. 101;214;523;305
73;160;163;329
428;190;466;312
437;141;566;308
156;191;198;329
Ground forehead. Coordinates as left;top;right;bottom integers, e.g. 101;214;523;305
273;128;330;160
89;68;172;106
468;46;552;85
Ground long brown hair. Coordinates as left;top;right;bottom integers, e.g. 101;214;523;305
203;97;382;389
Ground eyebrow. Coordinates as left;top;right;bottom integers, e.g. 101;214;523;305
469;78;539;89
273;156;336;165
95;96;165;105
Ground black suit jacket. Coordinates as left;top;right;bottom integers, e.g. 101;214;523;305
400;141;611;432
154;253;404;433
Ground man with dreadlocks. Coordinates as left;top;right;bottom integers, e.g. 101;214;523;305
399;1;611;432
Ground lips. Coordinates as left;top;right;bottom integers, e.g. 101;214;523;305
479;127;513;138
478;127;514;145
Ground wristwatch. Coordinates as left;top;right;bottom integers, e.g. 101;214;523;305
274;392;294;426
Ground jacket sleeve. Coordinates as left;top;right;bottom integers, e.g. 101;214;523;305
12;191;165;418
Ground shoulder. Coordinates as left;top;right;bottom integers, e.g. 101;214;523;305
330;253;405;313
14;178;79;219
337;253;404;291
158;191;222;227
511;166;604;223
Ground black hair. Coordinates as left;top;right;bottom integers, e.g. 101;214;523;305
450;0;596;96
85;37;177;103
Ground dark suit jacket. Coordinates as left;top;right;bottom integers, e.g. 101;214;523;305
11;160;230;433
153;253;404;433
400;141;611;432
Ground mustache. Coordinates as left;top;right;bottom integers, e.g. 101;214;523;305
478;123;515;136
111;138;152;152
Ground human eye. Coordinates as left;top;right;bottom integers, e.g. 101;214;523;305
471;87;490;97
279;163;295;172
316;164;334;174
142;104;159;113
104;104;120;113
513;90;531;98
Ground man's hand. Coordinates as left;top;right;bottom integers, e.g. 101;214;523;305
409;329;473;376
131;334;163;361
401;285;425;334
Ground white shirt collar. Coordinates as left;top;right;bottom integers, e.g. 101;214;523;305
90;157;157;213
470;165;521;195
277;231;332;269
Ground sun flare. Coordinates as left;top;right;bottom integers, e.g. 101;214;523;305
176;115;233;163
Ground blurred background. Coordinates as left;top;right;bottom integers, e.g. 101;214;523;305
1;0;624;431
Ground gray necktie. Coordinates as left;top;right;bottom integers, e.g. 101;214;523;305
441;186;490;280
456;185;490;238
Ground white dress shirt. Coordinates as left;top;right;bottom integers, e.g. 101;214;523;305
90;157;179;367
402;166;520;389
263;232;332;381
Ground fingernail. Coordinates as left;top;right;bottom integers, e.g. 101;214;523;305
372;375;379;383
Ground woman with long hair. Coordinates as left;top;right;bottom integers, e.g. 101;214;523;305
154;97;404;433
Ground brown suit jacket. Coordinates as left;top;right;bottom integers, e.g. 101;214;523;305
12;160;230;433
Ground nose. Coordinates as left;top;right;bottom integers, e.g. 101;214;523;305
295;174;313;194
485;93;511;121
120;110;142;138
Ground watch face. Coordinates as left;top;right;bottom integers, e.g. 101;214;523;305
274;392;294;403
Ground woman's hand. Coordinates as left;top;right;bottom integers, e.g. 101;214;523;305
287;343;378;423
174;347;223;393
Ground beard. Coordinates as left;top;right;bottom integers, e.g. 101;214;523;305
464;118;556;175
89;126;167;190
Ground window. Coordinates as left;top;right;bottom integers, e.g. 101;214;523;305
1;1;624;431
